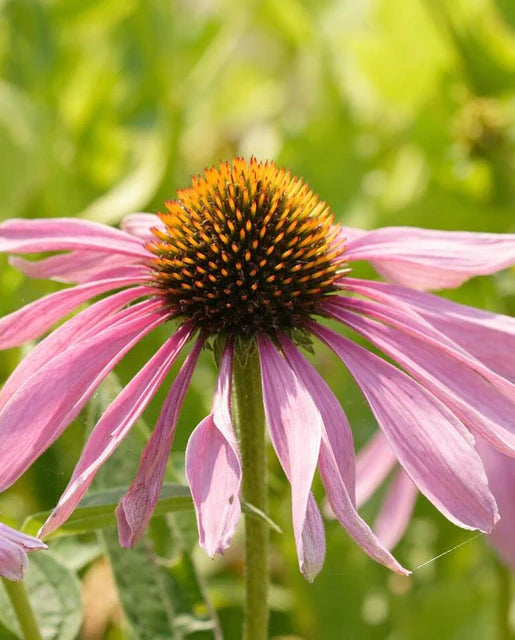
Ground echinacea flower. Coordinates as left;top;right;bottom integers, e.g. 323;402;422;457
356;432;515;570
0;157;514;580
0;523;47;581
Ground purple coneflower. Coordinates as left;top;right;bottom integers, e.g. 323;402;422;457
0;523;47;582
0;157;514;580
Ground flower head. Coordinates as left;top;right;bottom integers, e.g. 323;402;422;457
0;157;514;580
147;158;346;336
0;523;47;581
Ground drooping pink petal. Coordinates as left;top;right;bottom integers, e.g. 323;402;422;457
373;469;418;551
40;323;194;537
185;342;242;557
328;294;515;391
279;335;408;575
278;335;356;502
121;213;165;242
476;438;515;570
0;286;152;413
311;323;499;534
335;279;465;351
340;278;515;380
257;335;324;580
0;523;47;581
0;301;168;492
0;524;48;551
9;251;144;284
301;495;326;579
117;337;204;548
0;218;150;258
356;432;397;508
326;301;515;457
343;227;515;290
0;276;147;350
0;537;28;581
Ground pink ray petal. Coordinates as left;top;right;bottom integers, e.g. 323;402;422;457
0;275;148;350
0;286;152;413
311;323;499;534
334;280;467;352
257;335;324;581
117;336;204;548
40;323;194;537
302;495;326;579
0;536;29;581
339;226;367;244
0;524;48;552
186;342;242;557
0;524;47;581
356;432;397;508
344;227;515;290
278;335;356;501
320;441;409;575
0;217;149;258
0;301;168;492
328;294;514;391
341;278;515;380
326;301;515;457
279;335;408;575
9;251;144;284
476;439;515;570
374;469;418;551
329;291;515;405
121;213;165;242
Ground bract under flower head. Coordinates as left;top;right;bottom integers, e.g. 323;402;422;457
147;157;347;336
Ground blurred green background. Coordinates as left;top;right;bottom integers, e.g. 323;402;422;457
1;0;515;638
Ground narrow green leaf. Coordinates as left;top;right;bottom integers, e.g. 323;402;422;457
22;483;280;538
243;501;283;535
22;483;193;539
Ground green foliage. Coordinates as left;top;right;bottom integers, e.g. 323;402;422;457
22;483;280;539
0;555;82;640
21;484;193;539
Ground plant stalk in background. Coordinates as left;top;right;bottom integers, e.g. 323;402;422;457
2;578;43;640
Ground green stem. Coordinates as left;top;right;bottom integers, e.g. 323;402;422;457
232;339;269;640
2;578;43;640
495;558;514;640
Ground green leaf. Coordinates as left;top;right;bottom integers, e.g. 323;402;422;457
47;537;103;572
242;501;282;535
22;483;192;539
101;527;220;640
23;483;280;538
0;555;82;640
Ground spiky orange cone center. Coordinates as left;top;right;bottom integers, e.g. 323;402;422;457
147;158;347;336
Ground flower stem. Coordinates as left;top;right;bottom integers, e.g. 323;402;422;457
495;557;514;640
232;339;269;640
2;577;43;640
